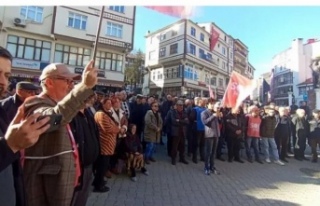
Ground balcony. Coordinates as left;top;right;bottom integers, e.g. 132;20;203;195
235;48;247;57
234;60;246;68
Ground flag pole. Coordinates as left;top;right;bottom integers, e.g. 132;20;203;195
92;6;105;67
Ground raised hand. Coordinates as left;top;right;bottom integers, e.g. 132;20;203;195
82;59;98;88
5;107;51;153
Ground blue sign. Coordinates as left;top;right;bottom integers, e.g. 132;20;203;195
303;94;308;101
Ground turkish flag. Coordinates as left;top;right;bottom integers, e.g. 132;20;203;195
145;6;194;18
222;71;256;109
209;25;219;51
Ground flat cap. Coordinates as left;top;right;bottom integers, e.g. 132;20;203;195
16;81;39;90
95;91;105;95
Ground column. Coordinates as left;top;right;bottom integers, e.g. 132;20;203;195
315;89;320;109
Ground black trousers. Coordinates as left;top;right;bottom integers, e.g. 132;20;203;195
171;135;185;160
193;131;205;160
167;133;172;156
294;135;307;159
275;135;289;159
226;137;241;161
216;136;224;158
71;165;93;206
309;138;320;161
93;155;110;188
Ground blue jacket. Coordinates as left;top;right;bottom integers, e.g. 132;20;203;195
194;106;206;131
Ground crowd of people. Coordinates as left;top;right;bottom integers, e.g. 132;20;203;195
1;46;320;206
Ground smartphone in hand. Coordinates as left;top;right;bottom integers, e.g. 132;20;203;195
36;114;62;133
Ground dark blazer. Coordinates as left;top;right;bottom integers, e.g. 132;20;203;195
0;94;23;123
170;109;189;137
0;106;26;206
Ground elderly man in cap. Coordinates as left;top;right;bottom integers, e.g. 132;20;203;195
0;81;38;123
308;109;320;163
21;60;98;206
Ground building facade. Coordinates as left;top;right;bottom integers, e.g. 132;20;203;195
143;19;235;99
271;38;320;106
234;39;251;77
0;6;135;91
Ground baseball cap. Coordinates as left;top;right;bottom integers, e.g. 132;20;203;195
39;63;81;81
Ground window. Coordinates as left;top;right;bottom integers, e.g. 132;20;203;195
170;43;178;55
191;27;196;37
200;33;204;41
188;43;196;55
106;22;123;38
152;71;156;80
222;62;226;70
20;6;43;23
149;51;156;60
194;70;198;80
109;6;125;13
222;47;226;55
54;44;91;66
211;77;216;86
219;78;223;87
94;51;123;71
160;34;166;41
230;52;233;59
157;71;163;80
172;30;177;37
199;49;205;59
68;12;87;30
159;47;166;57
7;35;51;62
207;53;212;60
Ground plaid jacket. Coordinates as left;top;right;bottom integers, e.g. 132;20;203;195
22;84;94;206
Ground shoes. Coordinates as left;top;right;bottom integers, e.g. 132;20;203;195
235;159;244;163
256;159;264;164
248;158;253;163
145;159;150;164
302;157;309;161
171;159;176;165
204;169;210;175
210;169;220;175
312;159;318;163
228;159;233;163
93;185;110;193
192;157;198;164
141;167;149;176
179;159;189;164
280;158;289;163
217;157;225;162
274;160;285;166
149;157;156;162
265;158;271;163
131;177;137;182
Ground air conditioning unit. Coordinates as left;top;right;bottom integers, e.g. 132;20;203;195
13;18;26;28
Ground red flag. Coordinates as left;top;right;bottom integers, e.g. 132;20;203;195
209;25;219;51
145;6;194;18
221;71;256;109
208;85;215;99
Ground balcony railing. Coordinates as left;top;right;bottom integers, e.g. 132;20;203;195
235;48;248;57
234;60;246;68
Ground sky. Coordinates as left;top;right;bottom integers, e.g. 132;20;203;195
134;6;320;78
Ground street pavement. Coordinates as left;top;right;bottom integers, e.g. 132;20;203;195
87;144;320;206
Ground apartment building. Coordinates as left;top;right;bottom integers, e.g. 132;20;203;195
233;39;252;77
143;19;234;99
0;5;135;91
271;38;320;106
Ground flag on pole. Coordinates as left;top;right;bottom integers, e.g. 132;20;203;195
209;25;219;51
221;71;256;109
144;6;194;18
208;85;215;99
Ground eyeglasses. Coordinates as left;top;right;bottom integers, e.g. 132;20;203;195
53;77;74;85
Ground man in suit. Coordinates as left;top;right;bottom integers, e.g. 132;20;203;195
22;60;98;206
0;47;51;206
1;81;38;122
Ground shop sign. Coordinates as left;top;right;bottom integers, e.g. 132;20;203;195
12;58;40;70
74;67;105;77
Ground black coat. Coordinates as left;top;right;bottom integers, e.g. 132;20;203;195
0;94;23;123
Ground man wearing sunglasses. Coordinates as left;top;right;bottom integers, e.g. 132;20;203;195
0;81;38;123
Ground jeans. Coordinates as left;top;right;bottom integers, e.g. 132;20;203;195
204;137;218;170
261;137;279;161
145;142;156;159
245;137;260;160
